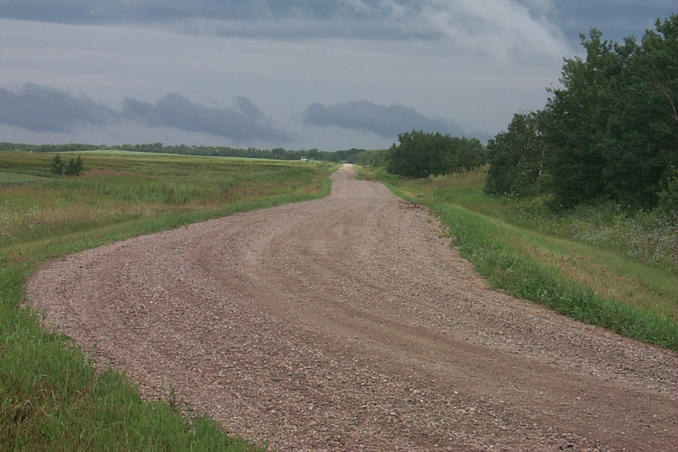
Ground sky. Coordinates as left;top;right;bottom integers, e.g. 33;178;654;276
0;1;675;150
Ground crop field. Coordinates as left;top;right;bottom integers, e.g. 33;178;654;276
361;167;678;350
1;149;333;450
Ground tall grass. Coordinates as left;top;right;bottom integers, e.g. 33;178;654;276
361;166;678;350
489;197;678;273
1;150;335;450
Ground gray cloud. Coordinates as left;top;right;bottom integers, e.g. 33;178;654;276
0;83;290;142
234;96;262;119
121;93;290;143
0;1;354;24
0;83;113;132
302;100;466;139
518;0;676;41
0;1;434;41
1;0;673;45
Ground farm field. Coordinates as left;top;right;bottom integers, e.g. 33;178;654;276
1;149;333;450
360;166;678;350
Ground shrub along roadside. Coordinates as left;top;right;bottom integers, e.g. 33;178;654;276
361;168;678;351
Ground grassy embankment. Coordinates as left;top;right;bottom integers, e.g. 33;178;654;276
1;150;335;450
361;167;678;351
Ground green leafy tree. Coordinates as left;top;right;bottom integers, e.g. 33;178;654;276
544;29;621;207
612;15;678;207
485;111;548;196
388;130;432;178
544;15;678;209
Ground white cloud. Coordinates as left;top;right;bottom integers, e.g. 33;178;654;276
419;0;570;62
519;0;556;16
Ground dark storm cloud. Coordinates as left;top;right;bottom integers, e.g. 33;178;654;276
518;0;676;42
2;1;672;45
0;0;369;24
0;0;248;24
0;0;431;41
302;100;466;139
234;96;262;119
0;83;290;142
0;83;114;132
121;93;290;143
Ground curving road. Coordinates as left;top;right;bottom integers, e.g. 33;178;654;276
29;164;677;450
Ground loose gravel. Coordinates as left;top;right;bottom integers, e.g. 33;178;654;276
28;164;677;451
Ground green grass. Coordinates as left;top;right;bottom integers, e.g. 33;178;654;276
0;171;46;185
73;149;272;159
360;166;678;350
1;150;335;450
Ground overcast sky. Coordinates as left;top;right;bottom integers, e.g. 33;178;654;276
0;1;675;150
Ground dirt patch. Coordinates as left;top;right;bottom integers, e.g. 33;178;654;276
28;164;678;450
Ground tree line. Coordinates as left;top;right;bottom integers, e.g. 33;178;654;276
113;143;369;163
485;14;678;213
0;142;368;163
365;14;677;215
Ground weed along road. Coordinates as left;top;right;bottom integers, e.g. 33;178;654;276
28;164;677;450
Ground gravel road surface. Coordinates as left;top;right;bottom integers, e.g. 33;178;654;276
28;164;677;450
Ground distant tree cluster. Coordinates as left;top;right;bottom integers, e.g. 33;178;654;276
114;143;369;163
386;131;485;178
50;154;83;176
485;14;678;212
0;142;104;153
356;149;390;167
0;142;369;163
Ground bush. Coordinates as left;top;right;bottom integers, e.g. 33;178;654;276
50;154;64;175
64;155;83;176
50;154;83;176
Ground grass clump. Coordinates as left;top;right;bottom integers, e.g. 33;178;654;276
360;166;678;350
1;149;335;450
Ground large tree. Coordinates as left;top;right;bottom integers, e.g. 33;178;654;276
545;15;678;209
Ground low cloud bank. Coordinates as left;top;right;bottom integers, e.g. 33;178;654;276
0;83;290;143
302;100;466;138
122;93;290;143
0;83;113;132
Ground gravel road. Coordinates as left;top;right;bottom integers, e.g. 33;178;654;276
28;164;677;451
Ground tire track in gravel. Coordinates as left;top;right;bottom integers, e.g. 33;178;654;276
28;164;677;451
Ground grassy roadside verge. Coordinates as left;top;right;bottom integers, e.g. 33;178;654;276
360;167;678;351
1;150;335;450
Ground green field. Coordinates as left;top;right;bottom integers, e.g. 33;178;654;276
361;167;678;350
1;150;334;450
